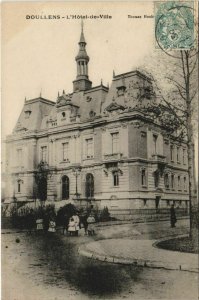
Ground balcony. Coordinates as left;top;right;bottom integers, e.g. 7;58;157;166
152;154;167;175
151;154;166;163
103;153;123;161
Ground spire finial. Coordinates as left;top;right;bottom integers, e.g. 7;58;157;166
81;20;84;33
79;21;86;44
58;91;60;98
113;70;115;77
63;89;65;95
24;96;27;102
107;83;109;88
101;79;103;85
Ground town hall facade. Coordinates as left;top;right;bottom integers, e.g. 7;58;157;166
4;25;189;217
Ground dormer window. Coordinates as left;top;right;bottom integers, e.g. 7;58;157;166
116;85;126;96
144;86;152;99
89;110;96;118
24;110;31;118
86;96;92;102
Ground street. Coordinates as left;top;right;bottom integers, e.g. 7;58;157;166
2;219;198;300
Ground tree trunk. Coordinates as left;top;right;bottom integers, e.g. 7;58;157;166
185;51;198;250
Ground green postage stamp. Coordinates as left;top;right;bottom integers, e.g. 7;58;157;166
155;1;195;50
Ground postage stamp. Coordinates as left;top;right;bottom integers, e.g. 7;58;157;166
155;1;195;50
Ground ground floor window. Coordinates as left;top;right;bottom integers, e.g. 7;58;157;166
155;196;160;210
85;173;94;198
62;175;70;200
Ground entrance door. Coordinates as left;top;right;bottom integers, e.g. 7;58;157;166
38;177;47;202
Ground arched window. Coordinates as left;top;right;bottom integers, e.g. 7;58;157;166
17;180;21;193
85;173;94;198
62;176;70;200
17;179;24;193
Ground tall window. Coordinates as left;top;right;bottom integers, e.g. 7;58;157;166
164;174;169;189
178;176;181;190
85;138;93;158
17;149;22;166
153;134;158;154
170;145;174;161
183;148;186;164
85;173;94;198
62;176;70;200
141;169;146;186
113;171;119;186
154;170;159;188
41;146;47;162
177;147;180;163
184;177;187;191
171;174;175;189
111;132;119;154
62;142;69;161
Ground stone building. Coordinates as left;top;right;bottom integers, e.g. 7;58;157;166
4;25;189;217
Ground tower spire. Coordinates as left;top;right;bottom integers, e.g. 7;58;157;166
81;19;83;32
73;22;92;92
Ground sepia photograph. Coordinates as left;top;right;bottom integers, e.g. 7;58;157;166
1;1;198;300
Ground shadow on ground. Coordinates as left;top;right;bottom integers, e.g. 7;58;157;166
31;233;142;298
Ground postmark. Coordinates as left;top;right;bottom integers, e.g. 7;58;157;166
155;1;195;50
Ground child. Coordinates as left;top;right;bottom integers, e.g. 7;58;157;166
36;218;44;233
68;217;76;236
48;219;56;233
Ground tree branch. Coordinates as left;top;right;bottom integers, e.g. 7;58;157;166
190;89;198;102
180;51;187;87
159;97;187;127
189;57;198;77
175;85;187;101
166;77;186;90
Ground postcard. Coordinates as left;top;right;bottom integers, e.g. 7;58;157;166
1;1;198;300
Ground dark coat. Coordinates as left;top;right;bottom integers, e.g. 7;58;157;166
170;206;177;225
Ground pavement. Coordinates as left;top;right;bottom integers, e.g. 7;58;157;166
78;236;199;273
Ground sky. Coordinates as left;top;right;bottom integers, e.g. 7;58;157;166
2;1;155;137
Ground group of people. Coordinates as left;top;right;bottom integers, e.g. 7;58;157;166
26;208;96;236
25;206;57;234
67;213;96;236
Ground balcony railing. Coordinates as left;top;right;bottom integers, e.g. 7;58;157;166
103;153;122;161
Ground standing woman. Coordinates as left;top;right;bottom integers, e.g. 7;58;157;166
170;204;177;228
73;213;80;236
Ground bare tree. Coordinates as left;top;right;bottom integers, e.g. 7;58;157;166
139;47;198;247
